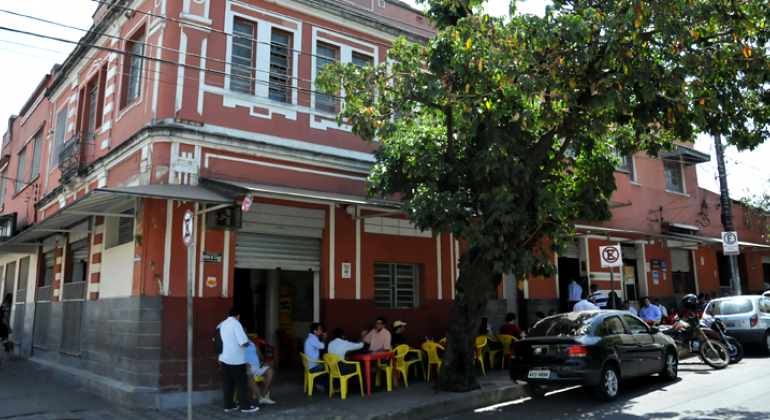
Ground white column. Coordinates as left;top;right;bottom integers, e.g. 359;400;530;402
163;200;173;295
329;204;335;299
355;207;361;300
313;271;320;322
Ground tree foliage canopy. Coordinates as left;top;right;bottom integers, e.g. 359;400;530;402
316;0;770;281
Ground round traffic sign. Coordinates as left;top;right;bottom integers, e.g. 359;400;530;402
183;209;194;247
602;247;619;264
723;232;737;245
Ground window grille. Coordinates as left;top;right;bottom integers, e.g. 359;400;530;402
315;44;336;113
230;20;255;94
127;36;144;103
269;31;291;102
664;159;684;192
373;263;418;308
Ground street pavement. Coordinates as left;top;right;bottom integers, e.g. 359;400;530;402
437;350;770;420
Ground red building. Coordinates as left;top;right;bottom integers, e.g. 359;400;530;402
0;0;768;409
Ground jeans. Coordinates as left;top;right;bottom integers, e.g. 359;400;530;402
309;364;328;391
222;363;251;410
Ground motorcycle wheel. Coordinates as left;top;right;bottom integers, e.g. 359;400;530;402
699;339;730;369
726;338;744;364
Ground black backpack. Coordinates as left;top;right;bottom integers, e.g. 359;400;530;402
213;328;223;354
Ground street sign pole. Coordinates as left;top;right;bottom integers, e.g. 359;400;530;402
183;210;194;420
609;269;616;309
600;245;623;309
715;135;742;296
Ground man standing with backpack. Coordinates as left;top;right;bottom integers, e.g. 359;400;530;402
216;308;258;413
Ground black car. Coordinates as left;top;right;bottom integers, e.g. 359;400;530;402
510;310;679;401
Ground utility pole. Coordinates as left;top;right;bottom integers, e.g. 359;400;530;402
714;135;742;296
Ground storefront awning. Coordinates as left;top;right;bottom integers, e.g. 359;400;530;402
201;178;402;209
665;232;770;250
663;222;702;231
573;224;675;241
0;185;232;255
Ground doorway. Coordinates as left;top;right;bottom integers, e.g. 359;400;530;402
558;257;580;312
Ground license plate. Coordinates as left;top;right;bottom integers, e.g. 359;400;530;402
528;370;550;379
725;322;736;328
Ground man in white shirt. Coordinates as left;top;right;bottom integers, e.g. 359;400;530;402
568;279;583;311
573;292;600;311
304;322;327;392
217;308;258;413
623;300;638;316
652;299;668;317
328;328;366;375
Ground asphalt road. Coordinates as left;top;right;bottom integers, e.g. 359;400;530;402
438;350;770;420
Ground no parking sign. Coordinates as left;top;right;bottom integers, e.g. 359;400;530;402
600;245;623;268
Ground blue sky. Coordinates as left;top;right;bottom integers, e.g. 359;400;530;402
0;0;768;201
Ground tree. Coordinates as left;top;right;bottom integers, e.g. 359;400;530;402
316;0;770;392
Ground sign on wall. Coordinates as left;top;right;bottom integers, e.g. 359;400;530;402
600;245;623;268
651;259;661;270
661;259;667;273
722;231;740;256
652;270;659;284
203;252;222;263
341;263;352;278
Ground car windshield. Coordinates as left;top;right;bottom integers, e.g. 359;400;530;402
706;299;754;316
529;312;596;337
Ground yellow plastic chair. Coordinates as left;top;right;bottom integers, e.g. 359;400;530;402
481;335;503;369
439;337;447;345
475;336;488;375
247;333;259;339
233;372;269;403
498;334;518;369
375;345;408;390
405;348;425;380
421;342;444;381
299;352;328;396
324;354;363;399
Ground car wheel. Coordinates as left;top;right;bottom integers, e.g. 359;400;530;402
659;349;678;381
593;364;620;402
762;330;770;356
525;384;548;398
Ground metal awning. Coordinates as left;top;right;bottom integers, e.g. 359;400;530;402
573;224;676;241
201;178;402;209
96;184;232;204
0;184;232;255
666;232;770;249
660;145;710;166
663;221;702;231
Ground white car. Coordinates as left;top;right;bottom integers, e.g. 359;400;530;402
702;295;770;355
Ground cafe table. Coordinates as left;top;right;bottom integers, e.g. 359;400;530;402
348;350;399;396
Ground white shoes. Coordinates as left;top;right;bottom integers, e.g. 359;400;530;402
259;396;276;405
224;407;239;413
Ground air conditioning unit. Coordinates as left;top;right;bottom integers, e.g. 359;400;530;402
206;205;242;231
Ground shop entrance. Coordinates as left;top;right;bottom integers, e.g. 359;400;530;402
558;257;580;313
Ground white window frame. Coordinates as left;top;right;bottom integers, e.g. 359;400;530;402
105;207;135;249
664;158;686;194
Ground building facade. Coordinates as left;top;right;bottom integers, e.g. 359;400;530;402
0;0;768;409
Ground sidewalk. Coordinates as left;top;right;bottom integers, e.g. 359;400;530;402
0;357;524;420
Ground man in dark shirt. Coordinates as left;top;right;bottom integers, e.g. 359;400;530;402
499;313;525;339
392;321;427;363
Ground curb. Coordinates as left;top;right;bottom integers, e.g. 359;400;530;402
369;383;527;420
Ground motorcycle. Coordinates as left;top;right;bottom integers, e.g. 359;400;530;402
658;311;730;369
701;317;744;364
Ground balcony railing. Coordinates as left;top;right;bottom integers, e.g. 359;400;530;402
59;132;95;181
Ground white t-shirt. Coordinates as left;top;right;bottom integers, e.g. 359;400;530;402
573;299;599;311
328;338;364;359
218;317;249;365
656;304;668;317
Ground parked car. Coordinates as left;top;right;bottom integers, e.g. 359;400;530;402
702;295;770;355
509;311;679;401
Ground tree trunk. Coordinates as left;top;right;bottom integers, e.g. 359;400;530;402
435;248;498;392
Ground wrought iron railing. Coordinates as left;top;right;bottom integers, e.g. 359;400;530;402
58;131;95;180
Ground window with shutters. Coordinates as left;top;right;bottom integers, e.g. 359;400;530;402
42;250;54;287
627;155;638;183
52;106;67;166
0;171;6;209
15;148;26;193
373;263;418;308
664;158;684;193
31;130;43;179
268;31;291;103
315;44;337;113
230;20;255;94
106;208;135;249
122;32;145;107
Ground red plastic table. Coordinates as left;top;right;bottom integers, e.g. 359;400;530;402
348;350;398;396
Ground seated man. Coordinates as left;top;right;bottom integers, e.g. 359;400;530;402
499;313;525;339
363;317;391;351
589;284;608;308
328;328;365;374
391;321;427;362
639;297;662;323
653;299;668;318
243;328;275;405
623;300;637;316
573;291;600;311
304;322;327;392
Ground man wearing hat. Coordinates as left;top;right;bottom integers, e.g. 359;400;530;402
392;320;426;362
